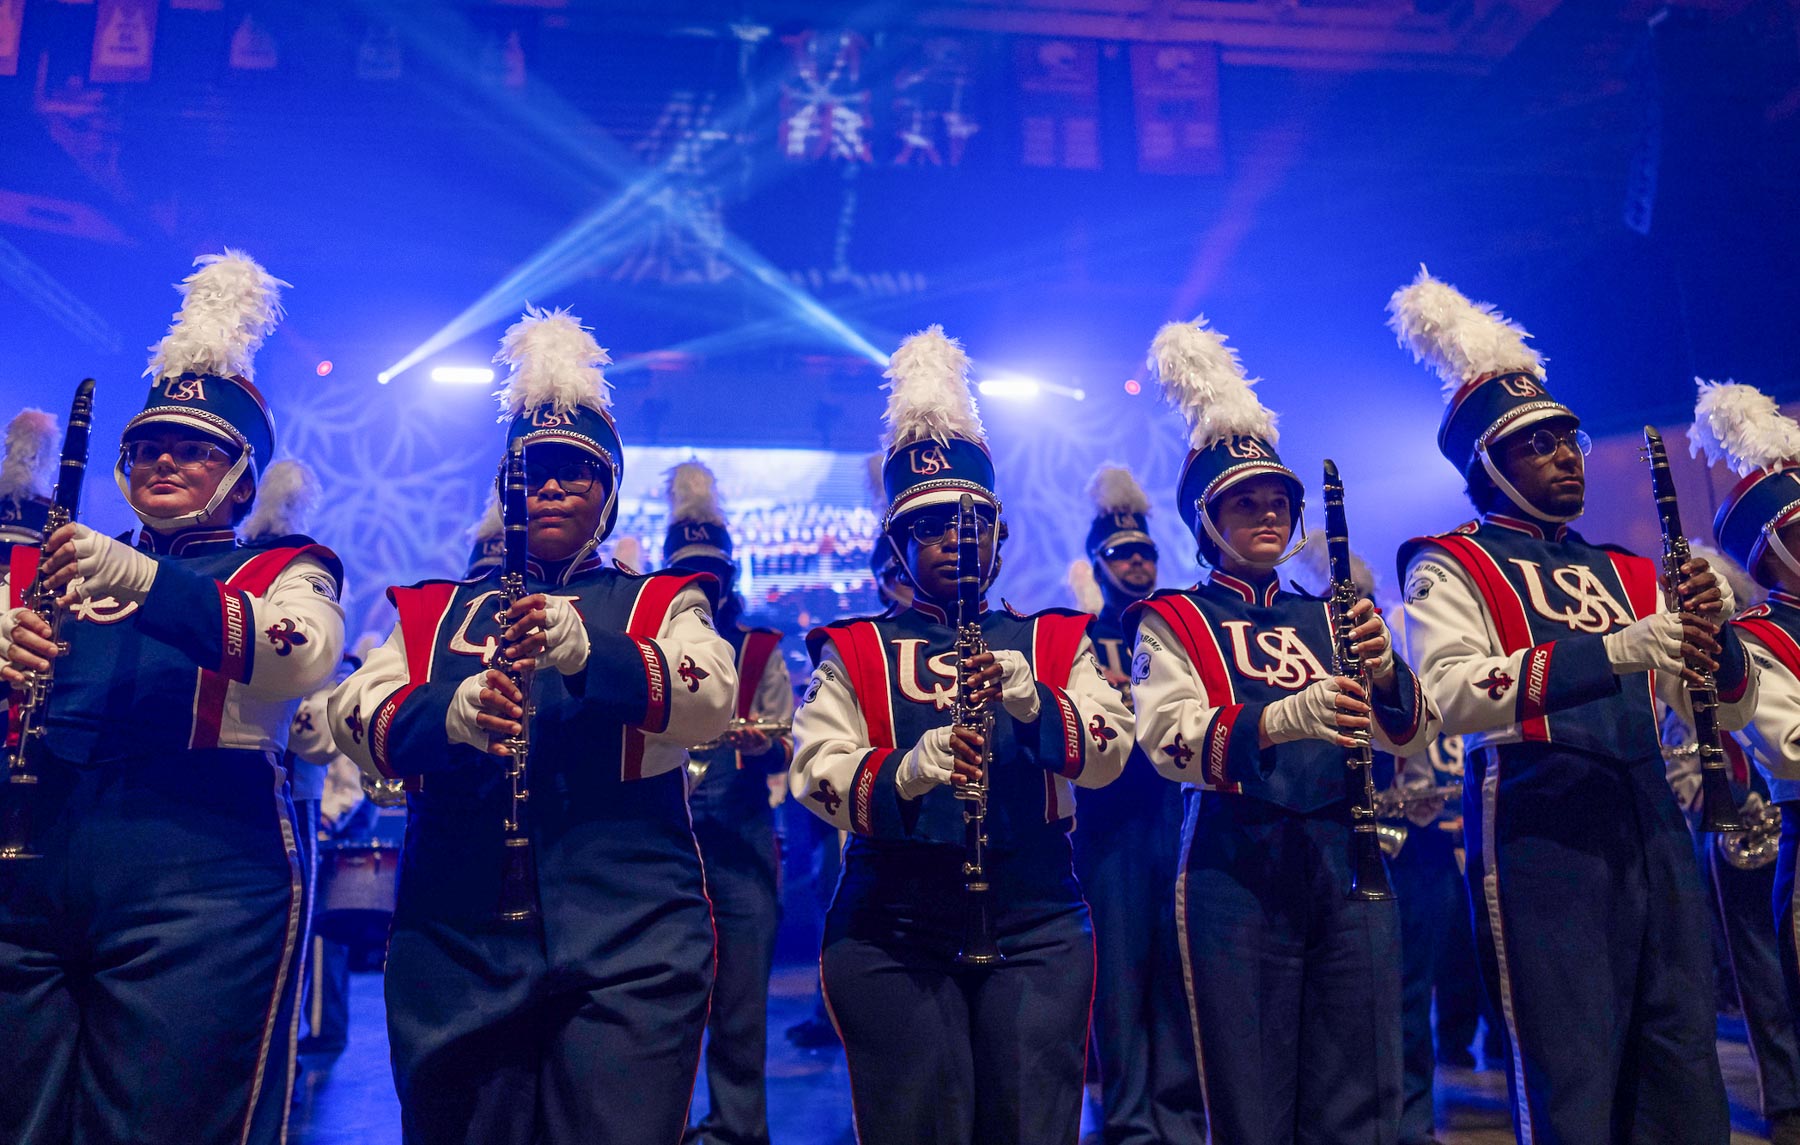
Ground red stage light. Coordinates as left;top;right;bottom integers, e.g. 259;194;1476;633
316;361;333;376
1123;378;1141;395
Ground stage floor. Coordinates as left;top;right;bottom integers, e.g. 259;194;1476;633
290;960;1777;1144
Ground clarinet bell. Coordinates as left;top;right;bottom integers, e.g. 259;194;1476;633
1699;766;1748;834
1347;827;1395;902
0;778;42;861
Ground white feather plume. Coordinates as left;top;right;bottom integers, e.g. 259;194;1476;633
1088;464;1149;515
666;460;725;525
493;305;613;420
238;458;320;541
1687;539;1763;611
1147;317;1278;450
465;490;502;545
1386;266;1544;394
0;409;59;501
880;325;985;449
146;249;289;382
1068;559;1104;615
1687;379;1800;476
612;534;642;574
1288;528;1376;598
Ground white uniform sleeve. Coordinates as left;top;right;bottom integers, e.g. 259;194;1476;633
788;648;864;833
327;624;409;783
1054;637;1134;790
1737;633;1800;781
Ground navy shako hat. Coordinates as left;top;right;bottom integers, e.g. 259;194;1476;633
1690;379;1800;587
1387;267;1579;520
1083;465;1155;562
122;250;288;529
492;306;623;546
662;460;733;571
878;326;998;526
0;408;58;546
1146;315;1305;557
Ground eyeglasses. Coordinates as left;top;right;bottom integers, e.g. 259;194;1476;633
524;460;601;495
1525;428;1592;458
1101;542;1157;563
121;440;234;473
905;508;997;545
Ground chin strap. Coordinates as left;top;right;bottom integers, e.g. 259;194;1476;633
1765;522;1800;585
115;449;253;532
1198;504;1310;572
1477;444;1581;525
1094;557;1154;602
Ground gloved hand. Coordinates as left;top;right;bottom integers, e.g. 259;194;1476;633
1602;612;1684;676
0;607;24;662
446;668;529;756
497;593;590;677
992;649;1040;722
1260;676;1370;747
44;523;157;605
896;726;959;800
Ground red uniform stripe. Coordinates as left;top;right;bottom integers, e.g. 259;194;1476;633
620;572;707;782
1431;536;1549;742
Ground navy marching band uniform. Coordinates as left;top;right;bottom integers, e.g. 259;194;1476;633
1069;465;1204;1145
0;253;346;1145
663;461;796;1145
790;326;1132;1144
329;308;737;1145
1131;316;1437;1144
1393;272;1754;1142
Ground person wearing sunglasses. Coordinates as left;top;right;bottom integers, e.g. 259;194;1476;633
789;326;1132;1145
328;307;736;1145
0;252;345;1145
1392;270;1753;1143
1129;317;1438;1144
1066;464;1204;1145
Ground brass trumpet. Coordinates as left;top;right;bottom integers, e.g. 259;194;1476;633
689;717;792;754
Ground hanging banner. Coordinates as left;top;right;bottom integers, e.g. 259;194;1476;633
778;30;873;164
0;0;23;78
1130;43;1222;176
90;0;158;83
890;36;980;167
1015;38;1099;170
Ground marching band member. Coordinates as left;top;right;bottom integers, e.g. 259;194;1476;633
1129;316;1437;1143
790;326;1131;1144
1691;380;1800;1145
1067;465;1204;1145
328;307;736;1145
663;460;794;1145
0;251;345;1145
1390;270;1754;1142
0;408;57;564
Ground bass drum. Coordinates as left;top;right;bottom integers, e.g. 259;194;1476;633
314;840;399;947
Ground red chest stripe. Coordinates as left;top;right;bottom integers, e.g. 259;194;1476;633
1429;536;1549;742
621;573;706;782
374;581;460;780
737;630;783;721
1141;595;1235;706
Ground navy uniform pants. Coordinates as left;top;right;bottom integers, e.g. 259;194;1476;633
384;804;715;1145
1072;768;1204;1145
1387;822;1462;1145
820;838;1095;1145
0;750;304;1145
1767;807;1800;1121
1464;745;1728;1143
686;799;781;1145
1178;790;1402;1145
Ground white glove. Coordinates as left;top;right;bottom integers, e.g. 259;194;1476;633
1710;564;1737;620
993;649;1040;722
57;524;157;605
1603;612;1684;676
1261;677;1358;747
896;726;958;800
0;607;24;661
446;672;489;751
538;594;590;676
1366;611;1398;681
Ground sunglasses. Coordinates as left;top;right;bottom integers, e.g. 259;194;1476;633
121;440;235;473
905;508;997;545
1101;542;1157;563
524;460;602;495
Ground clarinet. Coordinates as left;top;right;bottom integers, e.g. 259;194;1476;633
1641;427;1745;834
1322;460;1395;901
493;438;541;923
952;493;1002;965
1;378;95;862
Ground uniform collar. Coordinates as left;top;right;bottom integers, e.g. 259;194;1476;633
136;526;239;557
1770;588;1800;611
1208;569;1280;607
1482;513;1569;542
526;551;607;585
907;596;987;626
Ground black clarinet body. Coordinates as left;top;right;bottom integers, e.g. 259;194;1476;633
494;438;541;923
1322;460;1395;902
1642;427;1745;834
2;378;95;862
952;493;1002;966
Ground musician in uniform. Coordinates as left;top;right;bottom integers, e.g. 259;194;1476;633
1129;316;1438;1143
1390;269;1754;1142
1690;379;1800;1145
789;325;1132;1145
328;306;737;1145
0;251;346;1145
0;408;58;565
663;460;794;1145
1066;464;1203;1145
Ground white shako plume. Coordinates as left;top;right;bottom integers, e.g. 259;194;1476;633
146;249;288;383
238;457;321;541
493;305;613;420
1146;316;1277;450
1385;265;1545;393
881;324;985;450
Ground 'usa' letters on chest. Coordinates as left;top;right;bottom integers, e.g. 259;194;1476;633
1506;559;1633;633
1218;620;1328;691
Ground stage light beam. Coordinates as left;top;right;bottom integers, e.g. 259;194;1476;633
431;366;497;385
